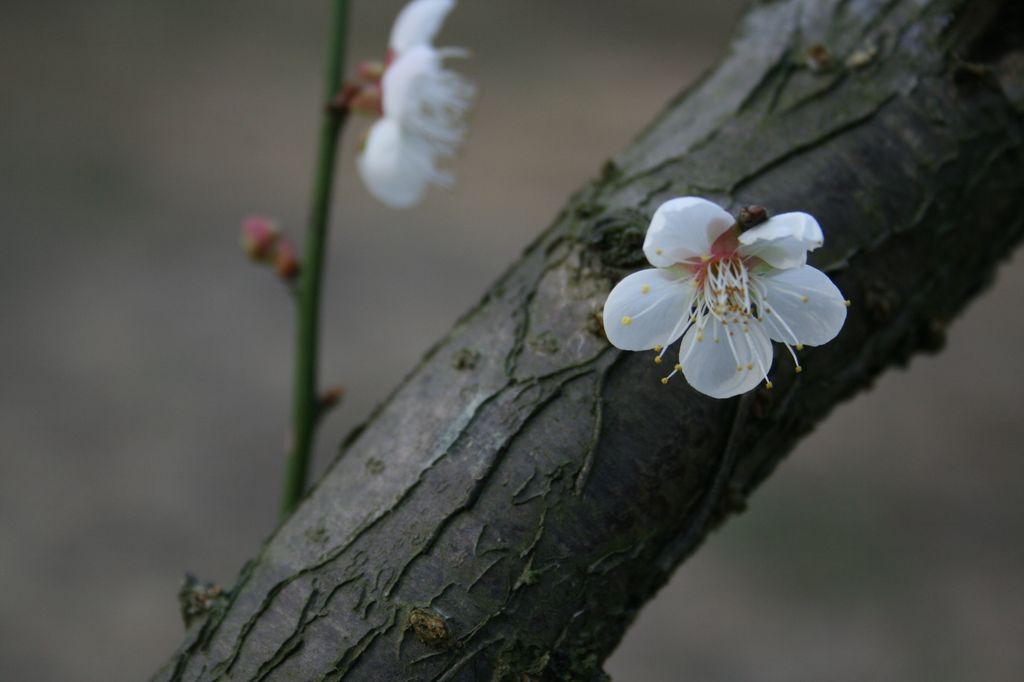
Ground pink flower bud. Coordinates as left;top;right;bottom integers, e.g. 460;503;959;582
356;59;386;83
240;216;279;261
349;83;383;116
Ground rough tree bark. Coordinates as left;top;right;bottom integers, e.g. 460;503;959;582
157;0;1023;679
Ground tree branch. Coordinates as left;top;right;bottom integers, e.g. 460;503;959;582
156;0;1024;679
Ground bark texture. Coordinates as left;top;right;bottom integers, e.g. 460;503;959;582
157;0;1024;679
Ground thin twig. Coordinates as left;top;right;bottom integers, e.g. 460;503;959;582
280;0;351;519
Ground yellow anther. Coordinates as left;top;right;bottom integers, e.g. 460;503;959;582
796;343;804;351
801;295;809;303
700;255;712;263
655;248;664;255
736;366;743;373
621;315;632;326
654;356;663;364
765;380;774;390
674;363;682;371
795;366;803;374
696;335;704;342
844;299;852;307
746;363;753;370
660;377;669;385
653;344;663;352
641;284;651;294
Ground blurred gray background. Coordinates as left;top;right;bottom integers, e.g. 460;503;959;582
1;1;1022;680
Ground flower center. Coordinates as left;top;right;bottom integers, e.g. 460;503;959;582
695;255;758;324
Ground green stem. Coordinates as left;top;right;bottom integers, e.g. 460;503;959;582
280;0;350;519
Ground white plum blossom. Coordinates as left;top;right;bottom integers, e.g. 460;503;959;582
602;197;849;399
357;0;474;209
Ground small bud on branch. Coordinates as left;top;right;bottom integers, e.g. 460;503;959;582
317;385;345;421
240;216;279;261
274;239;301;282
736;205;769;232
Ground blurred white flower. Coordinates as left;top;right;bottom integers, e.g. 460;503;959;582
602;197;848;399
357;0;474;208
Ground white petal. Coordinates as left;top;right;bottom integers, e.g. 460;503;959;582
382;45;474;152
643;197;736;267
758;266;846;346
740;211;823;245
389;0;456;53
382;45;441;120
737;212;823;270
603;269;695;351
357;119;448;209
679;318;773;399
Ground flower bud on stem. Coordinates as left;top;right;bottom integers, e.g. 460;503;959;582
736;205;769;232
240;216;279;261
317;385;345;422
273;239;301;282
356;59;385;83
